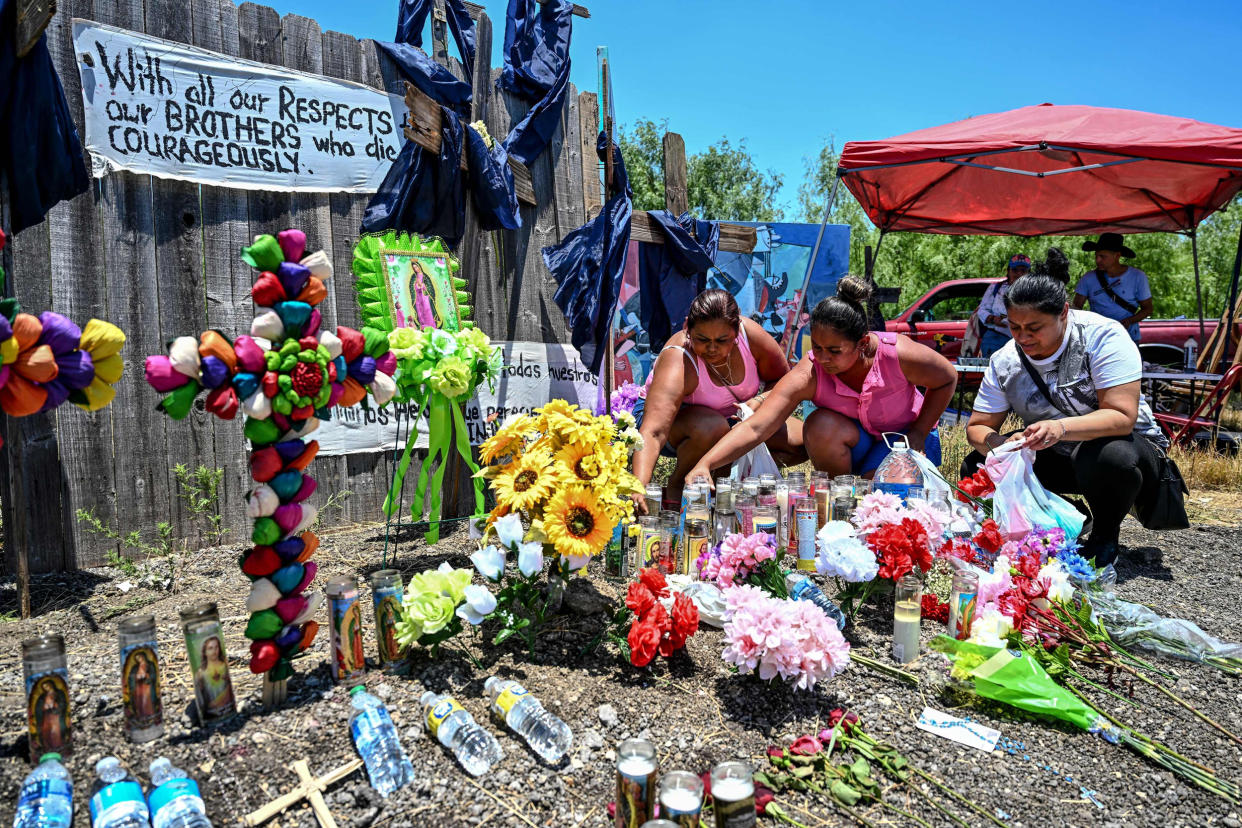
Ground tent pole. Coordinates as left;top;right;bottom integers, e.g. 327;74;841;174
1225;219;1242;370
782;173;840;362
1191;228;1206;346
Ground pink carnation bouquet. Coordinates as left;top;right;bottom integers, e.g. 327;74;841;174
696;531;778;591
721;585;851;691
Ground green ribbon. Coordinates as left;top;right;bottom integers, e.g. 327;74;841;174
382;395;427;517
450;395;485;518
414;393;454;544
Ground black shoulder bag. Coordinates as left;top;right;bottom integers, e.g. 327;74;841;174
1016;347;1188;531
1094;270;1140;314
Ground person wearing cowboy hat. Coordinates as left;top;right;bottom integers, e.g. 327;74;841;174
975;253;1031;357
1071;233;1153;342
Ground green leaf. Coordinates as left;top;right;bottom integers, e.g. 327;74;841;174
830;780;861;806
493;627;518;646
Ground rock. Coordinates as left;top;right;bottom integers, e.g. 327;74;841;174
581;729;604;749
562;578;614;616
1223;818;1240;828
597;703;618;727
376;683;392;699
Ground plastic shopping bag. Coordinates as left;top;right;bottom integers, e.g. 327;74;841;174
984;442;1084;539
910;449;952;499
730;404;780;481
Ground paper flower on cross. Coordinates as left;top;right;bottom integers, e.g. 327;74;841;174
144;228;396;680
0;229;125;447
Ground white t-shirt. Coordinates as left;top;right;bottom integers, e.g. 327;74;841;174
974;310;1163;447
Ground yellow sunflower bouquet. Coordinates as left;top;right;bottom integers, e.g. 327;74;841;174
477;400;642;563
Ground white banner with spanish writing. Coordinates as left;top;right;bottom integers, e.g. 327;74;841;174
316;342;601;456
71;19;407;193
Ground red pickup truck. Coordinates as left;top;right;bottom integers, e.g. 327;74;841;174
885;278;1218;366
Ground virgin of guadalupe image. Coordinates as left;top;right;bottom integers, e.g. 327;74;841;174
407;259;438;329
29;676;70;755
377;596;402;661
124;648;162;725
338;601;366;674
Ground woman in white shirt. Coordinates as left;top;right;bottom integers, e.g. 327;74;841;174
962;272;1166;565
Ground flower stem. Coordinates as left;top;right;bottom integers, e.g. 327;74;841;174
1127;667;1242;745
875;798;933;828
851;652;920;685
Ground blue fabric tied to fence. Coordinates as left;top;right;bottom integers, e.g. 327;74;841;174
498;0;573;167
639;211;720;352
363;0;519;243
0;0;90;234
543;134;631;375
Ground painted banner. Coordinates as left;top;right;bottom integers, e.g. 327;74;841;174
71;19;407;192
316;342;599;456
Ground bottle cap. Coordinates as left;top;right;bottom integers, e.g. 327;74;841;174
40;753;61;762
349;685;364;696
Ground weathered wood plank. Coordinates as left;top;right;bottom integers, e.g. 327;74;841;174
238;3;294;235
195;0;252;545
147;0;218;536
629;212;757;254
663;132;688;216
431;0;449;63
93;0;174;559
577;91;601;222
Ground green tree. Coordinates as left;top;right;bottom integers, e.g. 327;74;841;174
616;119;784;221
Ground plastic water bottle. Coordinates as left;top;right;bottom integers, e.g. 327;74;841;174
420;691;503;776
786;573;848;630
349;686;414;797
147;758;211;828
874;436;924;502
1184;336;1198;371
13;754;73;828
90;757;149;828
483;677;573;763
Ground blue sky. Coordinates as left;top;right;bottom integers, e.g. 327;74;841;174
271;0;1242;215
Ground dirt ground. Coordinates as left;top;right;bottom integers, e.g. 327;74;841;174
1;517;1241;828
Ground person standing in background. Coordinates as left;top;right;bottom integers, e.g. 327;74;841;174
1072;233;1153;342
975;254;1031;357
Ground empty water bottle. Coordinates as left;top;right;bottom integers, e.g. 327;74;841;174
420;691;503;776
147;758;211;828
483;677;573;763
786;573;848;630
349;686;414;797
874;436;924;502
90;757;149;828
13;754;73;828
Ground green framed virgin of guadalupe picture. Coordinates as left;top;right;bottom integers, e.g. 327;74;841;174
351;232;471;333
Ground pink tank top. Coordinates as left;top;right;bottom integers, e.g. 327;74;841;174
811;332;923;436
649;325;761;418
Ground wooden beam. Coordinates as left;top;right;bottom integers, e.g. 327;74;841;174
631;212;756;254
537;0;590;17
662;132;688;215
402;81;536;205
578;91;601;221
430;1;448;64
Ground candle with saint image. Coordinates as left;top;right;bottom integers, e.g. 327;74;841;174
615;739;658;828
710;761;756;827
658;770;704;826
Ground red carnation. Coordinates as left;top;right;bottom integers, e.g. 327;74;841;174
973;519;1004;554
639;567;669;598
625;582;656;618
670;592;699;638
921;594;950;624
957;469;995;502
627;616;662;667
788;735;823;755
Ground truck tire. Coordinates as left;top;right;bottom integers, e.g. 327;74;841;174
1139;343;1183;368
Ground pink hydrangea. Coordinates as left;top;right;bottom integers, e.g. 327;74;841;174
722;586;851;691
851;491;905;534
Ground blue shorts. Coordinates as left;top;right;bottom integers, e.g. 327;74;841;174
632;397;738;459
850;425;941;476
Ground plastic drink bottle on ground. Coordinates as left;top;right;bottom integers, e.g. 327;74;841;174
421;691;504;776
483;677;573;763
147;758;211;828
90;757;149;828
13;754;73;828
349;686;414;797
873;437;924;502
786;573;848;630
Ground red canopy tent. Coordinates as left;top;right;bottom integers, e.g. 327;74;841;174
781;104;1242;362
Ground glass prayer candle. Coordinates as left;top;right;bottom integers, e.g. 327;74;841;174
645;484;664;517
734;494;755;536
948;571;980;641
370;569;406;667
775;480;790;543
794;497;818;571
326;576;366;685
658;770;705;827
713;488;736;545
893;574;922;665
686;485;711;524
22;634;72;762
741;476;760;500
684;518;710;577
853;479;873;506
811;472;832;528
710;761;756;827
179;602;236;724
786;482;808;547
833;474;856;495
118;614;164;743
830;483;854;523
752;505;779;539
659;511;680;574
615;738;658;827
638;516;662;569
641;822;680;828
757;474;777;507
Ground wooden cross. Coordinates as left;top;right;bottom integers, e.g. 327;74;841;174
242;757;364;828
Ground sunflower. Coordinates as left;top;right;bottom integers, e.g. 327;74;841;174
479;413;535;464
535;399;580;422
491;449;561;512
542;411;601;448
544;486;613;558
555;441;615;485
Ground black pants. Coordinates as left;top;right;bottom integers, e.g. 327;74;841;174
961;433;1162;546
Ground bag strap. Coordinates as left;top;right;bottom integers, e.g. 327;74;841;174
1094;270;1139;314
1016;347;1073;418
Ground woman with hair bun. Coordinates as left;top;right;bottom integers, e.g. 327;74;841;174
686;276;957;482
631;289;804;512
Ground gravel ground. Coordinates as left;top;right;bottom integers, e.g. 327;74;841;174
1;518;1240;828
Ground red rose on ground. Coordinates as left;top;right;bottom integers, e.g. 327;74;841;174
974;519;1004;554
670;592;699;639
639;567;669;598
788;735;822;755
921;594;950;624
625;582;656;618
627;616;662;667
755;784;775;815
826;708;860;733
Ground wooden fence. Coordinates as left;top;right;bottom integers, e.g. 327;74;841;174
0;0;595;573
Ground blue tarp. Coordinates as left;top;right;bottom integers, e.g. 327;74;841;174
638;211;719;353
498;0;573;167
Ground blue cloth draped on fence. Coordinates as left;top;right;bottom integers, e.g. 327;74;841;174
497;0;573;167
638;211;720;353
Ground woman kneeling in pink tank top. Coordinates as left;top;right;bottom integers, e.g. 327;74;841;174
632;290;805;511
687;277;957;483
